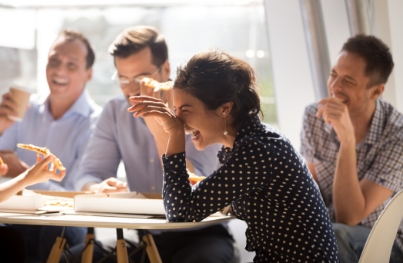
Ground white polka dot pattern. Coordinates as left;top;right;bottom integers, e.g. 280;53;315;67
162;116;339;263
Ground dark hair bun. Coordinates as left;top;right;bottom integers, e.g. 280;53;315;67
174;49;262;128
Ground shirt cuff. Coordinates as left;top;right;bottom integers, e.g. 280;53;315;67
75;175;103;192
364;172;403;193
162;152;187;183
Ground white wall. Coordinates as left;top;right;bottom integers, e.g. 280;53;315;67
384;0;403;112
263;0;315;150
264;0;403;152
320;0;350;66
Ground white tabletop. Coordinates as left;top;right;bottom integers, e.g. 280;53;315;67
0;212;234;229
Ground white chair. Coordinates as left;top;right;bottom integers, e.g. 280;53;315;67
359;189;403;263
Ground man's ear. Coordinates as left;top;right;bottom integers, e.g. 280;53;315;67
371;84;384;100
161;59;171;81
85;68;93;83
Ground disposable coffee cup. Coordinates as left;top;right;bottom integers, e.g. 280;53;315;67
7;85;31;122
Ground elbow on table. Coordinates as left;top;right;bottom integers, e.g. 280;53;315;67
164;207;186;222
166;216;185;222
165;211;183;222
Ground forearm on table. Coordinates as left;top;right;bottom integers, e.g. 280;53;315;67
333;142;365;225
82;181;101;192
162;153;194;222
0;174;30;203
78;174;106;192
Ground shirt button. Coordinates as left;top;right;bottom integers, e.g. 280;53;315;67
150;158;154;163
151;186;155;190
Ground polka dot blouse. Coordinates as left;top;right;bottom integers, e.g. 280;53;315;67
162;116;339;263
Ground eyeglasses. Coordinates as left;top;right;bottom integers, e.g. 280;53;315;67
111;67;161;89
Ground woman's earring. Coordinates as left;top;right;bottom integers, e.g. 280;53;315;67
223;112;228;135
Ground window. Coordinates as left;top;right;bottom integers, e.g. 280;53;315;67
0;2;277;127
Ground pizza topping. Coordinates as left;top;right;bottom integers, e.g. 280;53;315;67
17;144;65;172
142;78;173;91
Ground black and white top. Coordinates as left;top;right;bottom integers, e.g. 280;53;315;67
162;116;339;263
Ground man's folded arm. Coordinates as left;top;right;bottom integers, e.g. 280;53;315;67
333;140;402;225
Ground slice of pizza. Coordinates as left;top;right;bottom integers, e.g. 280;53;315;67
17;144;65;172
187;170;206;185
142;78;173;92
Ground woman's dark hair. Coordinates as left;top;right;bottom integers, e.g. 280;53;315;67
174;49;262;128
342;34;394;88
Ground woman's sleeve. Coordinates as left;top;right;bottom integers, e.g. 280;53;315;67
162;138;281;222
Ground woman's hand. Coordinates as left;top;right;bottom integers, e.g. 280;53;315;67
21;155;66;186
128;96;183;134
0;155;66;204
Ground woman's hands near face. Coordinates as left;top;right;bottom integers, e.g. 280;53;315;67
128;96;184;134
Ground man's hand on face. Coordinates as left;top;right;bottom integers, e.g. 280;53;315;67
0;150;29;178
317;98;355;146
90;177;128;194
0;92;17;134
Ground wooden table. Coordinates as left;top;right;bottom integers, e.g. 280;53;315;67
0;212;234;263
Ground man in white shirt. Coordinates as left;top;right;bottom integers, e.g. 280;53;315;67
0;30;101;262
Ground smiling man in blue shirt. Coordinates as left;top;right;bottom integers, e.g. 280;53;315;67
0;30;101;190
64;26;238;263
0;30;101;262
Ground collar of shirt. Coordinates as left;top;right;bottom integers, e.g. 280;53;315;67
39;89;93;121
323;99;384;145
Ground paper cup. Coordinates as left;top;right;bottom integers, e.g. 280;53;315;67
7;86;31;122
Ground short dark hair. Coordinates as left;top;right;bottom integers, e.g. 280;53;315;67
57;30;95;69
174;49;262;129
109;26;168;67
341;34;394;88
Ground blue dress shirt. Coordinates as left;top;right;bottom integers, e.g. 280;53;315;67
0;89;102;191
75;94;221;193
